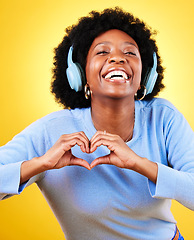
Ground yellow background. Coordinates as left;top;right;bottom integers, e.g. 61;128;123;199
0;0;194;239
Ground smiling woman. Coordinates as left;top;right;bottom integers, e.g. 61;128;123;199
85;29;142;103
0;7;193;240
51;7;164;109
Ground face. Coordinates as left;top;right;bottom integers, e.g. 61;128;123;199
85;29;142;101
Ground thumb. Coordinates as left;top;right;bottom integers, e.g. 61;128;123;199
90;154;111;169
68;155;91;170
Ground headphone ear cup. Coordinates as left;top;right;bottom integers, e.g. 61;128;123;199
66;63;83;92
66;46;85;92
143;52;158;95
145;68;158;95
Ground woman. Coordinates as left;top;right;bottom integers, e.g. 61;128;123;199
0;7;192;240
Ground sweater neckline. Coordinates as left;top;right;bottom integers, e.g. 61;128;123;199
82;101;144;144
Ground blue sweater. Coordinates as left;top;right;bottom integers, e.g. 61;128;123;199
0;98;194;240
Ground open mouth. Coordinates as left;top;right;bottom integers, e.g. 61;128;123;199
102;70;131;82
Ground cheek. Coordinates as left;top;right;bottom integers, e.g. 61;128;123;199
85;61;101;86
135;60;142;81
131;61;142;89
85;63;92;85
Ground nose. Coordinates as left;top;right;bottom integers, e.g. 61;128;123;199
108;52;126;64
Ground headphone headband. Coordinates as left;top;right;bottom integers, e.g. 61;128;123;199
67;46;74;67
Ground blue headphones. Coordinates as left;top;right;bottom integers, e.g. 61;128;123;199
143;52;158;95
66;45;158;95
66;46;86;92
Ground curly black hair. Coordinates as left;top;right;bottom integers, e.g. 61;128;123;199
51;7;165;109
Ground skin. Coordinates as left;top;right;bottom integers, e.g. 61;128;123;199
85;29;142;141
20;29;158;184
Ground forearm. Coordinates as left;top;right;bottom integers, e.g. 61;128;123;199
20;157;47;184
131;157;158;184
20;132;91;184
150;163;194;210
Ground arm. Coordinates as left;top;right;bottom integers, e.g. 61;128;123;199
90;131;158;184
89;114;194;211
0;117;90;199
20;132;90;184
148;110;194;210
0;129;42;199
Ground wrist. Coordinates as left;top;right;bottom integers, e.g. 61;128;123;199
20;156;48;184
131;156;146;171
131;157;158;184
36;155;53;171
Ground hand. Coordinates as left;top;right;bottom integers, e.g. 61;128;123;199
40;132;91;170
89;131;140;169
21;131;157;184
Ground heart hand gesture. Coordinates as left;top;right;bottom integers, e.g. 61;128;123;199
21;131;157;184
89;131;138;169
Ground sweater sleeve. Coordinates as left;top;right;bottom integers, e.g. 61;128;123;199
148;107;194;210
0;119;49;200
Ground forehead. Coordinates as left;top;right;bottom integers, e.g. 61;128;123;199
90;29;139;49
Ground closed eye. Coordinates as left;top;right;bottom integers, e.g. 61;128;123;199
125;51;136;56
97;51;109;55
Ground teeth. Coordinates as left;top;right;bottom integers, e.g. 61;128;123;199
104;70;128;80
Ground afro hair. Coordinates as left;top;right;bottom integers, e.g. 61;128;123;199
51;7;165;109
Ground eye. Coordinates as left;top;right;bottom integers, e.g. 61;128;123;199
97;51;109;55
124;51;136;56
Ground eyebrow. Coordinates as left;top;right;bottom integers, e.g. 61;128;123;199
93;41;139;50
123;41;139;49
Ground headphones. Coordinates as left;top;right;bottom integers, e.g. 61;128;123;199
66;45;158;95
66;46;86;92
142;52;158;95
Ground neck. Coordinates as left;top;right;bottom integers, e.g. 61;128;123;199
91;97;135;141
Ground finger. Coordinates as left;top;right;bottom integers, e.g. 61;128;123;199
76;132;90;153
68;156;91;170
62;131;89;141
90;138;116;153
90;130;112;142
90;154;111;169
60;133;90;153
67;138;89;153
90;130;102;141
90;131;115;148
54;155;91;170
71;131;89;143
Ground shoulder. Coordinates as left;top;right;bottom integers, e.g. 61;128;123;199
141;98;178;111
20;108;89;135
137;98;180;117
135;98;184;129
38;108;88;124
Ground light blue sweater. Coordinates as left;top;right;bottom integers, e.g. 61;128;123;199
0;98;194;240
